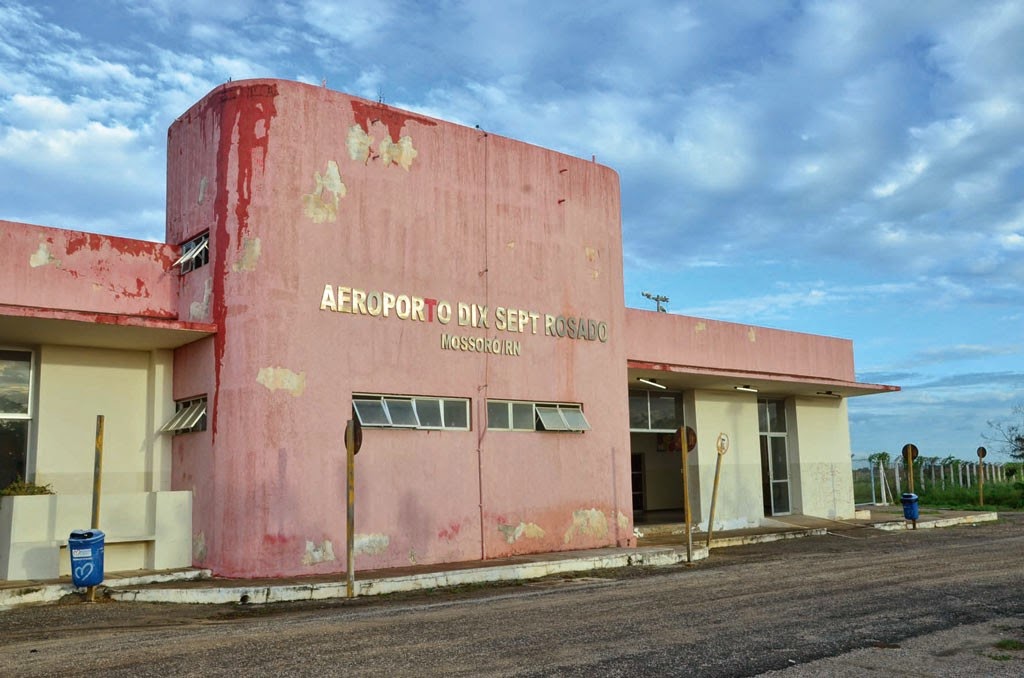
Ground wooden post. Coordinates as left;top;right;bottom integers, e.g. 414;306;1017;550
706;433;730;548
680;426;697;564
977;447;987;507
346;420;356;598
88;415;104;603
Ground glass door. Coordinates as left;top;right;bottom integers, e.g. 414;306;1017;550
758;399;791;515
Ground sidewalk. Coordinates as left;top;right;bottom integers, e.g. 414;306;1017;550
0;507;998;610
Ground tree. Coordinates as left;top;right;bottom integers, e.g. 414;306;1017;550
986;404;1024;463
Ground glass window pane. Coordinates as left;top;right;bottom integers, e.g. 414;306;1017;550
771;437;788;481
353;398;389;426
487;401;510;429
648;394;678;430
758;401;768;433
772;481;790;514
536;406;568;431
766;400;786;432
628;390;649;429
0;420;28;488
384;398;418;427
560;407;590;431
0;350;31;415
511;402;534;430
180;402;208;429
415;399;443;428
443;400;468;429
161;405;193;432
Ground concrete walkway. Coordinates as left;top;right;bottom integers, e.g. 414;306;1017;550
0;507;998;610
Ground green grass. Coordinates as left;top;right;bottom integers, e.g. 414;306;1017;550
916;481;1024;510
994;639;1024;651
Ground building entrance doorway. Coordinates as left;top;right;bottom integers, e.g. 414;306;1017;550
758;399;791;516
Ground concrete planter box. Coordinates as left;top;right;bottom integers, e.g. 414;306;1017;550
0;491;191;581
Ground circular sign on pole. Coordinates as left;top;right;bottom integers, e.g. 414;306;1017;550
346;415;363;455
901;443;919;461
685;426;697;452
977;446;987;459
716;432;730;456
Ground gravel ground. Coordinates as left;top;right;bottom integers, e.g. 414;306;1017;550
2;513;1022;676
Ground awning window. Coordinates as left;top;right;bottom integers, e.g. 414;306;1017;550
161;397;207;434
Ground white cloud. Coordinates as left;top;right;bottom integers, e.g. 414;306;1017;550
297;0;397;47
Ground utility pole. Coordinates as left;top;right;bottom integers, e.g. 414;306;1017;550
642;291;669;312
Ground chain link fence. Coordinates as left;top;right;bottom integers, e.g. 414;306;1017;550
852;456;1014;505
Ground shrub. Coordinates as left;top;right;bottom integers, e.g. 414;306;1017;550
0;476;55;496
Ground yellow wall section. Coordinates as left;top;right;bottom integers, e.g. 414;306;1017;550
34;345;173;494
790;397;856;520
691;390;763;531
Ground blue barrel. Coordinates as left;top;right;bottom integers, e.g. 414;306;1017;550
901;493;919;521
68;530;105;587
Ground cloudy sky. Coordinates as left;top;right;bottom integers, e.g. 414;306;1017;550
1;1;1022;460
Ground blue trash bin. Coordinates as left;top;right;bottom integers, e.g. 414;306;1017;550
901;493;919;521
68;529;105;587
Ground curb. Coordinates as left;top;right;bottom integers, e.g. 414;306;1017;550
0;568;211;611
108;546;711;605
869;511;998;532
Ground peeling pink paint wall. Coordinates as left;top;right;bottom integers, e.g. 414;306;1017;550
167;79;632;577
624;308;857;382
0;220;179;318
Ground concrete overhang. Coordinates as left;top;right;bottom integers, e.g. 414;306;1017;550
628;360;899;399
0;305;216;351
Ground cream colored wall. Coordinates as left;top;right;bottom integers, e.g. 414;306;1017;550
34;345;173;494
691;390;763;531
1;491;192;580
789;397;856;519
0;346;189;580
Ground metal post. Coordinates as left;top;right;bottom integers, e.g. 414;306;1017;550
346;421;356;598
681;436;691;564
88;415;104;603
705;433;729;548
978;461;984;506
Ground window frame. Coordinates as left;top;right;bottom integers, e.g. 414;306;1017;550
486;400;536;431
0;348;33;419
353;394;470;431
628;389;683;433
0;348;34;487
487;400;590;433
161;396;208;435
174;231;210;274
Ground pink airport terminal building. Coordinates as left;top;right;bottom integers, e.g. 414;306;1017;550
0;79;895;581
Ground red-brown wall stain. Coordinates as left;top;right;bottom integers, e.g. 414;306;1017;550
437;522;462;540
210;83;279;440
107;277;153;302
65;231;176;265
350;99;437;142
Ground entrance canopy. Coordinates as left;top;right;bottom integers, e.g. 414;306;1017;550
629;361;897;399
0;306;215;351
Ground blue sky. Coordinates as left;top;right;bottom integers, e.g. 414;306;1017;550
1;1;1021;460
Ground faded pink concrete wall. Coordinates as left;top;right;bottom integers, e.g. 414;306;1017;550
168;79;631;578
624;308;856;382
0;220;179;318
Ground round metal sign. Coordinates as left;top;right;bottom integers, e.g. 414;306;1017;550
716;432;730;456
346;415;363;455
901;443;919;461
685;426;698;452
977;446;987;459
